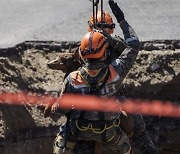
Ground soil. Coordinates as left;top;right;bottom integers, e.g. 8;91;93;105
0;40;180;154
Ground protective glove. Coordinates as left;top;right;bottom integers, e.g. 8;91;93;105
43;101;58;118
44;103;52;118
109;0;125;23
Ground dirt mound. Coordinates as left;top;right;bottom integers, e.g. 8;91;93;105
0;41;180;154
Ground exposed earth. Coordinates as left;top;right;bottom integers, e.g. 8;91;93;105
0;40;180;154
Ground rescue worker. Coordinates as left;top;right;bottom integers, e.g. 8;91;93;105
87;1;158;153
52;1;141;153
46;0;158;153
87;8;126;64
88;10;115;35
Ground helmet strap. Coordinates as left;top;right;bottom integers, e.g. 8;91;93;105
79;66;109;91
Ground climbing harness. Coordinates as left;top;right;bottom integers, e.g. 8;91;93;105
79;66;109;91
75;116;121;134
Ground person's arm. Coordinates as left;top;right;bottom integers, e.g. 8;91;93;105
43;77;71;117
109;0;140;80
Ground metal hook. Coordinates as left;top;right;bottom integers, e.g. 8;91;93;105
89;0;99;6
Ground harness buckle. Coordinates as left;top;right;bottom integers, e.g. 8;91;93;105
113;116;121;127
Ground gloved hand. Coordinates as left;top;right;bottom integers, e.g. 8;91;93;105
109;0;125;23
43;101;58;118
44;103;52;118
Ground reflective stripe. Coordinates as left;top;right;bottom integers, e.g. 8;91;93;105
105;86;109;93
75;117;121;134
101;81;121;96
72;84;88;89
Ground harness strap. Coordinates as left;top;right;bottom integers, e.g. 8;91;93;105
91;66;110;94
79;66;109;91
72;111;85;141
106;128;121;145
98;112;107;143
94;141;102;154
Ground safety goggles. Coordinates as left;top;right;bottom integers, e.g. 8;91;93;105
88;21;115;30
96;22;115;29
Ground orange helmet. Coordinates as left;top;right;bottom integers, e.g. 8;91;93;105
88;10;115;34
80;31;108;59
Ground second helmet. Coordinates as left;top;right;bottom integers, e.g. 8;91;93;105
88;10;115;34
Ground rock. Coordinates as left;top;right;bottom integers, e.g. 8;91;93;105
150;63;161;72
143;43;158;51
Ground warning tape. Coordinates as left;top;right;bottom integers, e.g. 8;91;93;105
0;91;179;118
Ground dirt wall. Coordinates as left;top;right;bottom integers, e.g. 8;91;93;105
0;40;180;154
